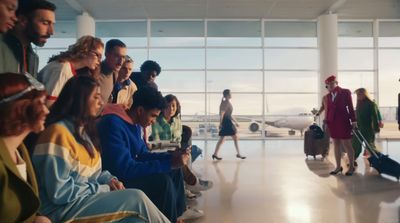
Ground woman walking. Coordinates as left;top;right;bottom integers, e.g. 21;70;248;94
352;88;383;163
212;89;246;160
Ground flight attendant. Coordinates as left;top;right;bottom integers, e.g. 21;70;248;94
324;75;357;176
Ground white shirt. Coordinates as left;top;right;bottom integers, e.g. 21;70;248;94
15;151;27;181
331;92;338;102
37;61;75;101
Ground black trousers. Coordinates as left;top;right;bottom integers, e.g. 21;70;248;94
124;169;186;222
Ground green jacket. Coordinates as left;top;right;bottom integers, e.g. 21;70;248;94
0;33;39;77
356;99;380;138
0;139;40;223
151;115;182;143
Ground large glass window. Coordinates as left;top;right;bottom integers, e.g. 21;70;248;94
265;72;318;93
149;49;205;69
34;19;400;139
151;21;204;47
208;93;263;116
378;50;399;107
207;21;261;47
265;49;318;70
338;22;373;48
207;71;262;93
379;22;400;47
207;49;262;70
265;94;318;114
378;22;400;107
265;21;317;47
97;21;147;47
338;49;374;70
338;22;375;105
127;49;147;72
157;71;205;93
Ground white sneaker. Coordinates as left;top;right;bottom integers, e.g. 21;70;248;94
178;207;204;221
186;179;213;193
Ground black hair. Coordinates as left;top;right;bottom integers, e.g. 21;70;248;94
223;89;230;98
105;39;126;55
130;86;167;111
164;94;181;119
140;60;161;76
17;0;56;16
221;89;231;103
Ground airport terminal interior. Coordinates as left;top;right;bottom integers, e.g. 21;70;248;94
11;0;400;222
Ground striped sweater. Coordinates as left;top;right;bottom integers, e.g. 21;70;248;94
32;119;115;216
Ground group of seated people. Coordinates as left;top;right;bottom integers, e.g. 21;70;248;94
0;0;212;222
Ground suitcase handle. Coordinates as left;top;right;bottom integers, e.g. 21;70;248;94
346;105;380;159
352;129;380;159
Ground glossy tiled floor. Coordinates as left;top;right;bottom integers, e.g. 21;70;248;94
189;139;400;223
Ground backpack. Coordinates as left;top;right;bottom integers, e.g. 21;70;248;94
309;124;324;139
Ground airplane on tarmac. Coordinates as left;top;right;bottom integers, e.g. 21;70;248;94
243;108;316;136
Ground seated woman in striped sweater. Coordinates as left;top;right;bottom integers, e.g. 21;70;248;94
32;75;169;223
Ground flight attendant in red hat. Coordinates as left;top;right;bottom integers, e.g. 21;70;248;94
325;75;357;176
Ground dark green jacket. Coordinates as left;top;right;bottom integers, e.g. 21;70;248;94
0;33;39;77
356;99;380;138
0;139;40;223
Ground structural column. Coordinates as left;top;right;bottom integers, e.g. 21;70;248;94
317;14;338;106
76;12;95;38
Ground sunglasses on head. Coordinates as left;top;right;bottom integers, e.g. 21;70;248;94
0;72;45;104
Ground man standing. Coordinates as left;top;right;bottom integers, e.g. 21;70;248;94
99;39;127;102
0;0;56;77
111;55;137;108
131;60;161;90
325;75;357;176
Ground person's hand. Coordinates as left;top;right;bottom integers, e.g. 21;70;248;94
379;121;384;129
235;123;240;127
171;149;190;169
34;216;51;223
109;178;125;191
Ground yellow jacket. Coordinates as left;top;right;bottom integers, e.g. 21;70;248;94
0;138;40;223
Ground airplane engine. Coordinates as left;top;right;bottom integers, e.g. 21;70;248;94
249;122;260;132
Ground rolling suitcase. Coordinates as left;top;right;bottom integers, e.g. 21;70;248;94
353;129;400;181
304;124;330;160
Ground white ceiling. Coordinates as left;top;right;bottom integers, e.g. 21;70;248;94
51;0;400;21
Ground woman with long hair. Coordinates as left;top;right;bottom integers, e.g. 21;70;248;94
212;89;246;160
32;75;169;223
352;88;383;164
37;35;104;107
151;94;213;199
0;72;51;222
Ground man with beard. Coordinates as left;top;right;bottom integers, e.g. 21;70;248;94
0;0;56;77
99;39;127;102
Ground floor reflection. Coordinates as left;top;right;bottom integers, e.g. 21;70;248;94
189;140;400;223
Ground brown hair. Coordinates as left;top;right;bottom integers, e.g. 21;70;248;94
46;75;101;158
163;94;181;119
48;35;103;64
0;73;47;136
